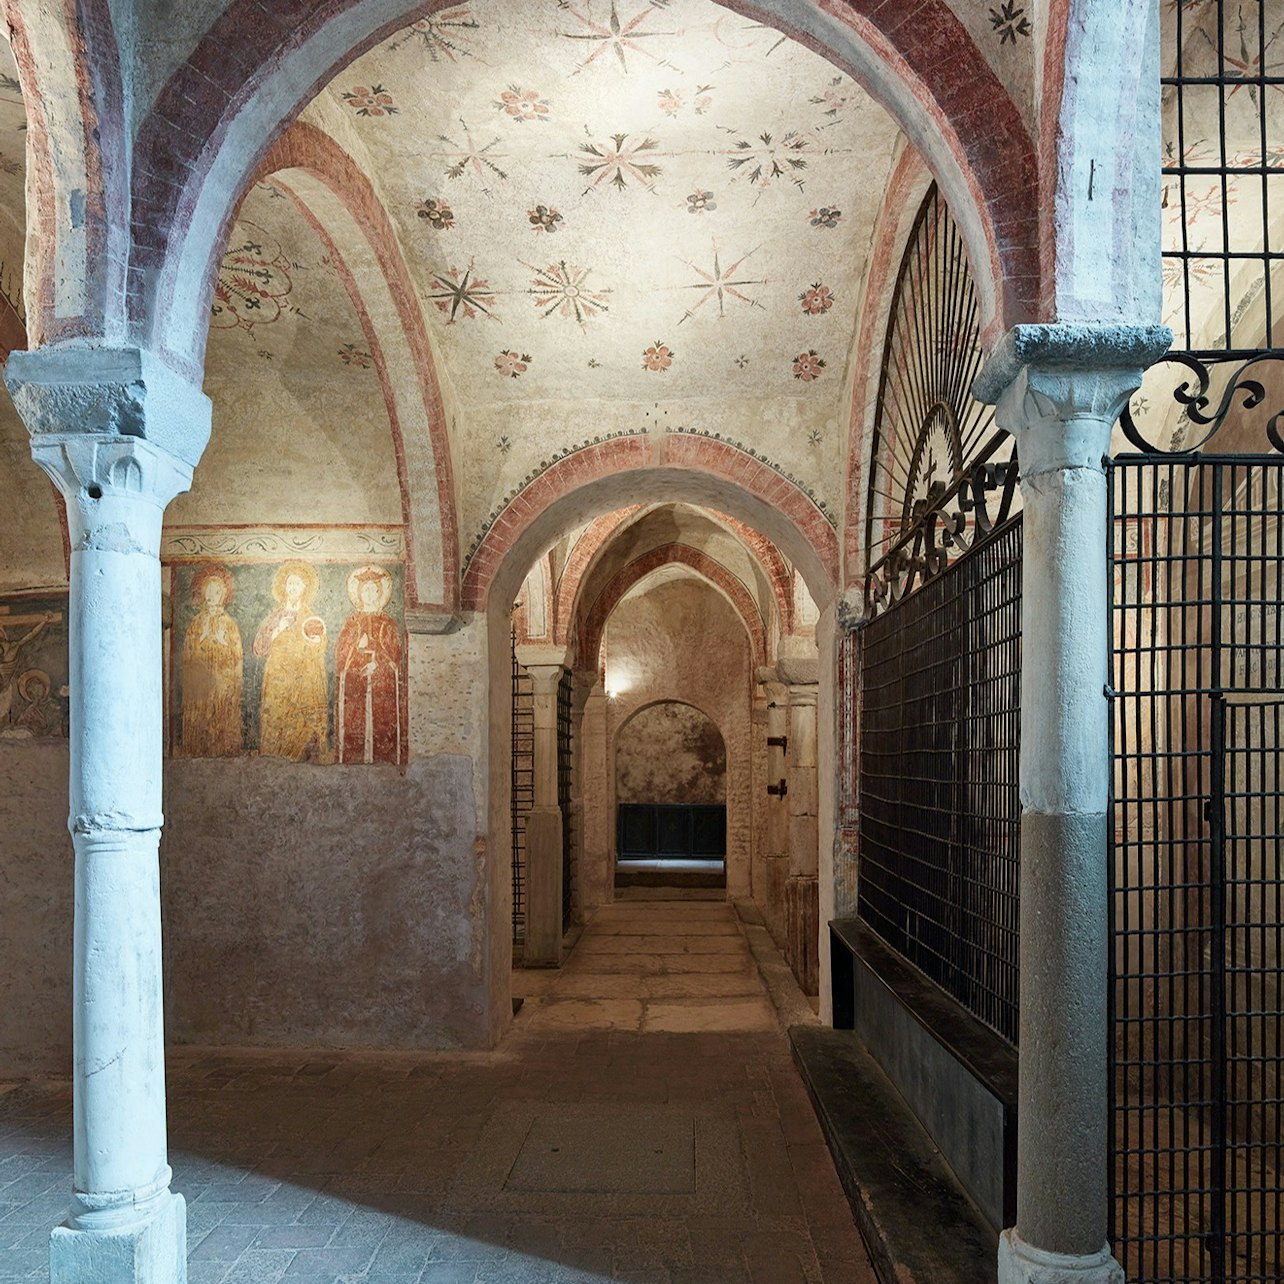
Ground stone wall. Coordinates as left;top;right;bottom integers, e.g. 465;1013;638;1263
0;619;506;1078
160;755;488;1050
0;742;72;1077
615;701;726;805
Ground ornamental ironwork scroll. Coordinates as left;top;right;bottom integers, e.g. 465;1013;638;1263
863;183;1010;616
864;429;1019;618
1119;351;1284;456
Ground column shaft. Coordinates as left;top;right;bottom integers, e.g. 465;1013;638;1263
976;323;1170;1284
7;347;211;1284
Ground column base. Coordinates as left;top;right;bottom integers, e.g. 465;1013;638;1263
998;1230;1123;1284
51;1192;186;1284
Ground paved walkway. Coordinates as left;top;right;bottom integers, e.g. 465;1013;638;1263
0;899;875;1283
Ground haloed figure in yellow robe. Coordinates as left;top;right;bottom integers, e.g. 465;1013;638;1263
253;560;329;761
179;565;244;757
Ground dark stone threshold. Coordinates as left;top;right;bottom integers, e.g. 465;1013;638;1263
790;1023;996;1284
614;868;726;889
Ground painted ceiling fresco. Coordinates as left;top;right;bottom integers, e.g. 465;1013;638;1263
318;0;904;408
171;182;405;529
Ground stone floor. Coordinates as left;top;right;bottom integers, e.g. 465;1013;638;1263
0;899;875;1284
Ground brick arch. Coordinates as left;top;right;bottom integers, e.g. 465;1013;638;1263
115;0;1040;374
555;506;795;647
3;0;127;349
579;543;767;673
461;434;839;613
553;507;644;646
705;512;795;636
253;121;458;612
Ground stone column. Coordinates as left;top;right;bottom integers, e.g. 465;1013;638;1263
517;649;567;966
976;323;1170;1284
6;347;211;1284
778;648;820;996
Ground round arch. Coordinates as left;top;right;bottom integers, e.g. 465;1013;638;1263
578;543;768;674
253;120;459;612
556;505;793;649
466;435;840;615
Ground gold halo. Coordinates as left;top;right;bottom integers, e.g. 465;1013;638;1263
347;564;393;612
16;668;50;702
272;560;319;607
190;563;234;605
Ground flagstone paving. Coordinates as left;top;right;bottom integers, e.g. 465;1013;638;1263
0;899;875;1283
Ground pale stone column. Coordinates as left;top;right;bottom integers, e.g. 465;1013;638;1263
778;646;820;995
568;670;596;911
578;679;610;910
517;648;568;966
976;323;1170;1284
6;347;211;1284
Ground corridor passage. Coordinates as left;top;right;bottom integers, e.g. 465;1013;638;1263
0;900;873;1284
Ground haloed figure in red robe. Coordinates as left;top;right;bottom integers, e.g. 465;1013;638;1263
335;565;403;764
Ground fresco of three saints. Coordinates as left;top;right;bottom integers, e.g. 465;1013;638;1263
174;559;406;764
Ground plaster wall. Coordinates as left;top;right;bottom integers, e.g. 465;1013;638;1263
0;619;508;1076
615;701;726;806
599;576;753;899
160;754;489;1050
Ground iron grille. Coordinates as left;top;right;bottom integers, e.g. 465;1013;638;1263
1161;0;1284;357
864;182;1004;570
1108;454;1283;1283
511;633;534;946
858;516;1023;1044
557;666;574;933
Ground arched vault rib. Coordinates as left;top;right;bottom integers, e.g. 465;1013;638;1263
255;121;459;612
463;434;839;615
579;543;767;674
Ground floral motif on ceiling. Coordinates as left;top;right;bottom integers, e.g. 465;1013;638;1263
324;0;904;407
211;223;299;333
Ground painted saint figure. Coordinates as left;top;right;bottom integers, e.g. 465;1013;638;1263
335;565;402;764
253;560;329;761
179;565;244;757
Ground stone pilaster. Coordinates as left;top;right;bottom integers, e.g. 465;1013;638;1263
755;666;789;949
778;647;820;996
6;345;212;1284
517;650;568;967
976;322;1170;1284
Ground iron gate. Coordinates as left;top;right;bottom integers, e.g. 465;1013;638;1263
511;635;534;946
859;512;1023;1043
1108;451;1283;1283
557;666;574;933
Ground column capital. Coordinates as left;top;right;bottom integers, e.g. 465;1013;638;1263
523;661;565;699
6;343;212;468
974;323;1172;476
776;654;818;689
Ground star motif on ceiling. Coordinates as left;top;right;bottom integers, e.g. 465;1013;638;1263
432;119;510;194
675;244;766;323
558;1;678;74
722;129;810;192
387;6;482;62
426;263;500;323
523;260;611;325
576;133;665;192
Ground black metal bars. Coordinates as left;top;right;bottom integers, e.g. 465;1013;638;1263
511;634;534;946
1108;453;1283;1283
858;516;1023;1044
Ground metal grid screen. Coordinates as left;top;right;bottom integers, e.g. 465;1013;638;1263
557;667;574;934
1161;1;1284;357
1108;456;1283;1283
858;516;1023;1043
511;637;534;946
